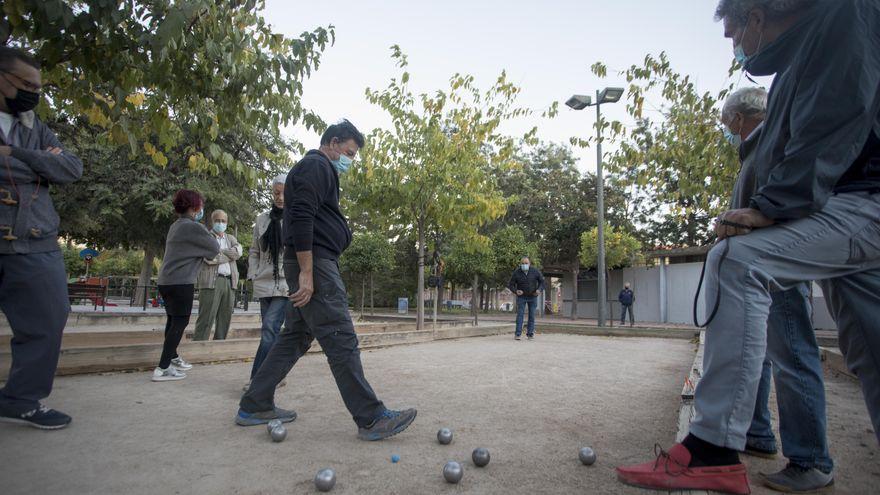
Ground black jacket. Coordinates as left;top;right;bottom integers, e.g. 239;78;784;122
283;150;352;260
508;267;545;296
745;0;880;220
618;288;634;306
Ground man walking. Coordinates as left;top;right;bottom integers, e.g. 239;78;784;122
508;256;545;340
0;47;83;430
617;1;880;493
243;174;289;392
618;282;635;327
194;209;242;341
236;120;417;441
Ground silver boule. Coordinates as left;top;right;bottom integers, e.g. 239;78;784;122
437;428;453;445
443;461;463;483
267;419;283;433
579;446;597;465
270;425;287;442
472;448;490;467
314;468;336;492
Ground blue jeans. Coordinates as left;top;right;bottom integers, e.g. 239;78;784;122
746;285;833;471
249;296;289;379
515;296;537;336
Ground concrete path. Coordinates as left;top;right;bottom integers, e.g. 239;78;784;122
1;334;875;494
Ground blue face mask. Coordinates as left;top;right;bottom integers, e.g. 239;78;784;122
521;264;530;272
724;128;742;148
212;222;227;234
194;210;204;222
332;154;353;174
734;44;748;66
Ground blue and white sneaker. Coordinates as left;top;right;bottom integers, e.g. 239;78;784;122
0;403;72;430
235;407;297;426
357;408;417;441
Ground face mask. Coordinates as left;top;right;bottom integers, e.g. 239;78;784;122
724;127;742;147
212;222;227;234
332;154;353;174
5;88;39;115
521;264;530;272
194;210;204;222
733;44;748;66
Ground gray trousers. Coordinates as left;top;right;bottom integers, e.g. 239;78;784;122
239;258;385;428
194;276;233;341
691;192;880;448
0;251;69;411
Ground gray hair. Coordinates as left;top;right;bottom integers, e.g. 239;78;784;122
722;87;768;121
715;0;817;25
271;173;287;186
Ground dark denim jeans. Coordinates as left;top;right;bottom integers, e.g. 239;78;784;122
249;296;289;379
240;258;385;428
747;285;833;471
620;304;634;325
515;296;537;337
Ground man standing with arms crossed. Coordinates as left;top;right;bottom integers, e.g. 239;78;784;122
236;120;416;441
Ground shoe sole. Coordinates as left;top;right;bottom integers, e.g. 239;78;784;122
151;375;186;382
617;474;749;495
761;475;834;494
172;365;193;371
235;412;298;427
0;416;71;430
744;447;778;459
358;410;418;441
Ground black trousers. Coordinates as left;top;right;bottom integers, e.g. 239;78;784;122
157;284;194;369
240;258;385;428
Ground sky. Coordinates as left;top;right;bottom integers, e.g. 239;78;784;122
262;0;767;174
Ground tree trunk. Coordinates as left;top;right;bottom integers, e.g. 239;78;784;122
570;261;579;320
370;272;375;316
472;274;479;326
360;276;366;318
437;281;445;313
479;284;484;312
416;220;426;330
134;245;157;307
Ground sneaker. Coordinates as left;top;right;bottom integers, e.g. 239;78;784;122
357;408;417;441
744;438;778;459
235;407;297;426
527;334;534;340
0;404;72;430
616;443;750;495
151;366;186;382
515;335;522;340
171;357;193;371
760;463;834;493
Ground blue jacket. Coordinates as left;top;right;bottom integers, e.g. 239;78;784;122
618;288;634;306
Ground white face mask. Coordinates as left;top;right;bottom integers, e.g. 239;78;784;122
521;264;530;272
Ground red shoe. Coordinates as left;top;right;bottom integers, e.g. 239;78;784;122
616;443;751;494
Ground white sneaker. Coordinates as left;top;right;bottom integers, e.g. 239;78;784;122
152;366;186;382
170;357;193;370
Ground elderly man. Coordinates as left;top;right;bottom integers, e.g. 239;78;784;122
194;209;242;341
508;256;545;340
724;86;833;491
243;174;290;392
236;120;416;441
617;1;880;494
0;47;82;430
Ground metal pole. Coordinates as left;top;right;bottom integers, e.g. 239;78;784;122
596;90;607;327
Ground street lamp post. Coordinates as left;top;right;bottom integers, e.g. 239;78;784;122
565;87;623;327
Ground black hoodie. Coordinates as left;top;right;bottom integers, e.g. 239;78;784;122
283;150;352;261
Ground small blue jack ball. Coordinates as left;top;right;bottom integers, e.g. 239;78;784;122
391;454;400;463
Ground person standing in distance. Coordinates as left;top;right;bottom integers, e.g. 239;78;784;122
618;282;635;327
236;120;417;441
508;256;545;340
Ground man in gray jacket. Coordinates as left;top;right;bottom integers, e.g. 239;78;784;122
243;174;290;391
194;209;242;341
617;1;880;493
0;48;83;430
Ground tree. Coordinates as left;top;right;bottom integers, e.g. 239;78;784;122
579;224;643;270
444;238;495;325
487;225;540;292
4;0;332;180
352;46;542;329
589;53;740;247
340;232;394;316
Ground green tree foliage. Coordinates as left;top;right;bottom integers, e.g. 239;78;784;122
444;236;495;323
3;0;332;180
341;232;394;313
352;46;540;329
61;244;156;278
579;224;643;270
487;225;540;289
589;53;739;247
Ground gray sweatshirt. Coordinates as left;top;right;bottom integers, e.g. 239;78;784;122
157;217;221;286
0;110;83;254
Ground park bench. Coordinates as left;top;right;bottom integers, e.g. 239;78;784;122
68;280;109;311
